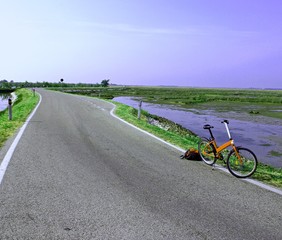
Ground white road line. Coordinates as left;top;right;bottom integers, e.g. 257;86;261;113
243;178;282;195
0;93;42;185
78;97;106;111
109;104;189;153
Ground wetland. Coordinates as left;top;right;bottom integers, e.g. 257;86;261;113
0;92;12;111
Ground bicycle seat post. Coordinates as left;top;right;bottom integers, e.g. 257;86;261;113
208;128;214;140
222;120;232;140
203;124;215;140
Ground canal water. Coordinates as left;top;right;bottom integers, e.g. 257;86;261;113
0;93;11;111
114;97;282;168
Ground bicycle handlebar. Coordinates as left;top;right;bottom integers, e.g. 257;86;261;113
221;119;229;124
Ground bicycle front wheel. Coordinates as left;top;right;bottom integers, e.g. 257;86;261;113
227;147;257;178
198;138;216;165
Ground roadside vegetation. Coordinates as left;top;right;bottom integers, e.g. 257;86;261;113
0;89;39;148
113;102;200;149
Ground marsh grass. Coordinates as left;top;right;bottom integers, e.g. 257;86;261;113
269;150;282;157
0;89;39;148
113;102;200;150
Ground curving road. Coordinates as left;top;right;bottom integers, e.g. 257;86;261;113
0;89;281;239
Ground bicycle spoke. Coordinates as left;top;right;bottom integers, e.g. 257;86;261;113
227;148;257;178
198;139;216;165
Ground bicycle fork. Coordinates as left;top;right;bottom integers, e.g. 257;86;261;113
231;144;243;165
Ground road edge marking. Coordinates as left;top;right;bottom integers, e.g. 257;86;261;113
243;178;282;195
109;104;184;153
0;92;42;185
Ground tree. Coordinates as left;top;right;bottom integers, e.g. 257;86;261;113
0;80;8;88
101;79;110;87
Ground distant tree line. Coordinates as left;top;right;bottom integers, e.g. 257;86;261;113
0;79;111;89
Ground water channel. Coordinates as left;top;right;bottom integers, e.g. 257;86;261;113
0;92;11;111
114;97;282;168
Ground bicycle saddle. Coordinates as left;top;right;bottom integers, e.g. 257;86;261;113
203;124;214;129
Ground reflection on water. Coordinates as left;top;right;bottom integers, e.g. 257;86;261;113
114;96;282;168
0;93;11;111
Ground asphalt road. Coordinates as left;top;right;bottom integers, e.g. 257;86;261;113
0;89;281;239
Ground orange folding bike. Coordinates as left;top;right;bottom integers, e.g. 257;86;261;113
198;120;257;178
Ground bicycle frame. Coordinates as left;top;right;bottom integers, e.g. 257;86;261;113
207;121;241;161
210;139;234;154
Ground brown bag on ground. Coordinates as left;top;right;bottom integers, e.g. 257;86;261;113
180;148;201;161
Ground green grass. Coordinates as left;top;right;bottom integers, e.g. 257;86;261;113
113;101;200;150
0;88;39;148
53;86;282;105
253;163;282;188
112;101;282;189
269;150;282;157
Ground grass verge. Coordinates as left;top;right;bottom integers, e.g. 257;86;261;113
113;101;200;149
0;88;39;148
112;101;282;189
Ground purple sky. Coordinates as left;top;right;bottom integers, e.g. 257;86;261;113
1;0;282;88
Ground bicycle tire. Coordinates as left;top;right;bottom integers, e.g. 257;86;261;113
227;147;257;178
198;138;217;165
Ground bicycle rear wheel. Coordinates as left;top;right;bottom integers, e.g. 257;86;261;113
198;138;216;165
227;147;257;178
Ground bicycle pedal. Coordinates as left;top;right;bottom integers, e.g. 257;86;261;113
218;154;226;164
